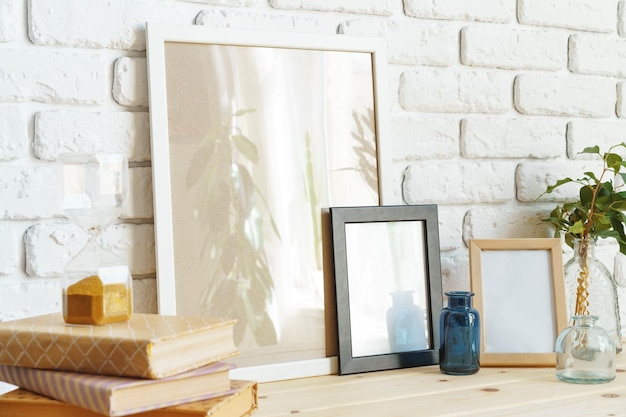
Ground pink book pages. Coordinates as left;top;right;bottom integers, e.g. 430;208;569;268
0;362;234;416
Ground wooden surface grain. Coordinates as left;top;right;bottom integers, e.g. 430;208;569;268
255;353;626;416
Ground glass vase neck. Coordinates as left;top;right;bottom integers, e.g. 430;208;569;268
445;291;474;309
571;314;599;327
572;238;596;260
390;290;415;307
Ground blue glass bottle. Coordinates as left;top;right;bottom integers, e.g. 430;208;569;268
439;291;480;375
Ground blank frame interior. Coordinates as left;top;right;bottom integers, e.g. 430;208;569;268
469;238;567;367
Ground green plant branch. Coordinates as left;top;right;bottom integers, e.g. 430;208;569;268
582;154;610;239
540;143;626;255
540;143;626;315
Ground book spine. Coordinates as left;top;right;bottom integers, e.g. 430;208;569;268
0;365;111;415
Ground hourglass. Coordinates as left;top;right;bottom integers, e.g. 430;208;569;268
58;153;133;325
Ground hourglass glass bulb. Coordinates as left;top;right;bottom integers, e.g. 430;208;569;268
58;153;132;325
58;153;128;230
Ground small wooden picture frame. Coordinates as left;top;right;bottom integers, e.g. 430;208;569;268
469;238;567;367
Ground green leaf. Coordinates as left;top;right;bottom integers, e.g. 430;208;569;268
600;181;614;193
581;146;600;155
618;241;626;257
250;311;278;346
579;185;594;206
606;153;623;171
231;134;259;163
242;284;278;346
610;217;626;242
231;163;255;219
252;182;282;241
243;209;263;252
233;108;257;117
545;178;573;193
185;143;214;188
595;195;612;211
583;172;599;183
611;200;626;211
569;220;585;235
220;234;239;275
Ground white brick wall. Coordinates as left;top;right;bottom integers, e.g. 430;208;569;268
195;8;338;32
113;58;149;107
0;0;17;42
0;225;18;276
0;49;105;104
514;74;616;117
28;0;192;51
569;34;626;77
0;107;27;160
461;26;567;70
461;118;565;158
33;110;151;162
340;20;458;66
399;69;513;113
269;0;396;16
403;161;516;204
403;0;515;23
3;0;626;328
518;0;616;32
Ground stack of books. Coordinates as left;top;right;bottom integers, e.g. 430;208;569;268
0;313;257;417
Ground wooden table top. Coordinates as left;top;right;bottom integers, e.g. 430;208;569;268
255;354;626;416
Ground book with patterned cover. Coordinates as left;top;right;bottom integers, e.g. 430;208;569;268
0;313;238;379
0;362;242;416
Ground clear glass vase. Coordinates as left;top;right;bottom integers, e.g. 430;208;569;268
439;291;480;375
386;290;426;353
563;238;622;352
556;315;616;384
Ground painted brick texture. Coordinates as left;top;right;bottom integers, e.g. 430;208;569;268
403;0;515;22
0;0;17;42
28;0;191;51
33;110;151;162
2;0;626;326
0;49;105;104
399;69;513;113
461;26;567;70
518;0;616;32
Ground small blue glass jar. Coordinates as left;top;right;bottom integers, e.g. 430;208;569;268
439;291;480;375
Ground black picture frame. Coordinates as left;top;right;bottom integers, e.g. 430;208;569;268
329;205;443;375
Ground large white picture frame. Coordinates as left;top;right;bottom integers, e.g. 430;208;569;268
146;23;390;381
